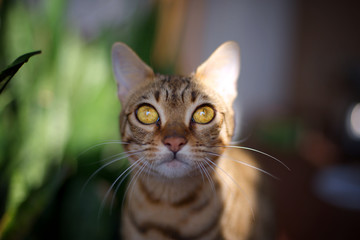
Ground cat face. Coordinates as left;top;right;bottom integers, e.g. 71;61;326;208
112;42;240;179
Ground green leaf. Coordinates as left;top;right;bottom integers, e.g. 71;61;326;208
0;50;41;94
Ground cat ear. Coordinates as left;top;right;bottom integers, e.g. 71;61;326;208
195;41;240;105
112;42;155;103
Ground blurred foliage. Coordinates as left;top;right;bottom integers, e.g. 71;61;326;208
0;50;41;94
0;0;158;239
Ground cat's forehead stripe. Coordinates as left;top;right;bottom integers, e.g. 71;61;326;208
180;81;191;103
165;89;169;101
151;75;193;104
191;91;198;102
154;91;160;102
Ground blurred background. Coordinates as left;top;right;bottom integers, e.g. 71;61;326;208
1;0;360;239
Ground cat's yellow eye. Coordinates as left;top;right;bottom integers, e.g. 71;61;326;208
136;105;159;124
192;106;215;124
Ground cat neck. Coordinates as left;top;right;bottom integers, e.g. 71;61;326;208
133;171;220;205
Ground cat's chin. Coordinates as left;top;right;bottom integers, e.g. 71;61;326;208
155;157;193;179
162;159;186;168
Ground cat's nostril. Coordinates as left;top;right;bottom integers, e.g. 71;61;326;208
163;137;187;153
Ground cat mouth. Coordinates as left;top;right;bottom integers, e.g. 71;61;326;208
155;155;194;178
159;158;188;168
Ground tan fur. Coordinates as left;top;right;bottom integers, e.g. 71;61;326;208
219;149;273;240
111;42;273;240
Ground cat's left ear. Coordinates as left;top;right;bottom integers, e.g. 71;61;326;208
112;42;155;103
195;41;240;105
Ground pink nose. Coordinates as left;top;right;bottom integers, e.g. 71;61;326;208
163;137;187;153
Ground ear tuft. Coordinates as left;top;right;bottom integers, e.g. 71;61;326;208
195;41;240;105
112;42;154;103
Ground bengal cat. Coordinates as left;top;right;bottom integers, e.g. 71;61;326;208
111;41;275;240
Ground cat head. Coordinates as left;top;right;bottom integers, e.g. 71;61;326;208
112;42;240;179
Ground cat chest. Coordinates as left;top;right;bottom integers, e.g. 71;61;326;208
122;180;223;240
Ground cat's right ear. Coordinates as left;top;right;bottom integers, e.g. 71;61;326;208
195;41;240;106
112;42;154;103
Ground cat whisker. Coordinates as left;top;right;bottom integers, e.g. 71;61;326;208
110;166;133;212
117;160;154;212
145;161;155;183
203;157;242;206
229;137;250;145
197;162;208;189
99;157;145;219
78;140;130;156
198;161;216;195
99;149;144;164
121;160;147;210
224;153;280;180
212;145;290;171
128;162;149;203
195;161;206;185
83;149;143;167
204;157;255;220
205;151;279;180
202;158;232;193
81;151;144;195
202;159;233;200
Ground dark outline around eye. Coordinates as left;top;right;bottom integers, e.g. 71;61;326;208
191;104;216;125
135;103;160;125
